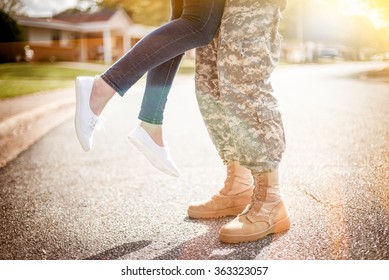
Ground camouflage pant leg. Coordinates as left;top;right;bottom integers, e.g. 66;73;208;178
218;0;286;172
195;31;239;162
196;0;286;172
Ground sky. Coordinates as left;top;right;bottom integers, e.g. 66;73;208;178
19;0;386;28
20;0;79;17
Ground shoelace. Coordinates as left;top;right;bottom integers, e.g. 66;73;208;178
90;115;106;131
241;175;265;215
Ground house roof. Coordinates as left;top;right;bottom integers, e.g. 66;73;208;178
52;8;119;24
15;15;81;31
16;8;133;33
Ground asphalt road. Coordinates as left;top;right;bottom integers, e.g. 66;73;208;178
0;62;388;260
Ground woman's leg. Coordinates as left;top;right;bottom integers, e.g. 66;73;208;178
127;0;224;177
90;0;225;116
138;0;185;147
127;0;226;176
138;50;183;146
75;0;225;168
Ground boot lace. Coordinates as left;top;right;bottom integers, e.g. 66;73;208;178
241;173;265;215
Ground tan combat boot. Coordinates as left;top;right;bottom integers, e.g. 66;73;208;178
187;161;253;219
219;171;290;243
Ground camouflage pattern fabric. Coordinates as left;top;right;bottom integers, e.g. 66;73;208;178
195;0;286;173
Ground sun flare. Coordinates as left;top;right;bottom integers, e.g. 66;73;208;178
338;0;387;28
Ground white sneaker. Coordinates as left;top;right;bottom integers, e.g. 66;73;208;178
128;124;180;177
75;76;103;152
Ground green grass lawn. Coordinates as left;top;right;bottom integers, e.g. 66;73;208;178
178;58;195;75
0;60;195;99
0;63;101;99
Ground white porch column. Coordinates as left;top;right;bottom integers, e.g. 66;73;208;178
122;30;130;53
103;29;112;64
80;33;87;62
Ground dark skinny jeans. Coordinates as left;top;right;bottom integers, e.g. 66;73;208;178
100;0;226;124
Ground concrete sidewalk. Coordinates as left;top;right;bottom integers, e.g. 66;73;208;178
0;62;110;167
0;87;75;167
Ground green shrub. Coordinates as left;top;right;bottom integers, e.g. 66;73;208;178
0;10;26;63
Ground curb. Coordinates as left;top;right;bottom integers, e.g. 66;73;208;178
0;95;75;168
0;97;74;137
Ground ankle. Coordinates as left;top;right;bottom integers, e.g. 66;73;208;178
90;77;115;115
221;161;253;195
264;186;282;202
140;121;164;147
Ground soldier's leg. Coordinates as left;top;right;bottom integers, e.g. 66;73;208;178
216;0;290;242
194;33;237;164
217;0;286;172
187;32;253;219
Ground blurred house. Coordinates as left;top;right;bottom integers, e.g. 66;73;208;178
15;8;154;64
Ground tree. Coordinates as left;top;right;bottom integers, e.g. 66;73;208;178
98;0;170;26
280;0;387;44
279;0;344;43
341;15;384;59
75;0;100;12
0;10;26;62
366;0;389;23
0;0;24;16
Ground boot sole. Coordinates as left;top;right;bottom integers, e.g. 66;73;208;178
219;216;291;243
187;205;248;219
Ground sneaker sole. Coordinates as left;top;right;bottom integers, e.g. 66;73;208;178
187;205;248;219
74;78;90;152
219;216;291;243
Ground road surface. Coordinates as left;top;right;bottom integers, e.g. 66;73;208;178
0;62;388;260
